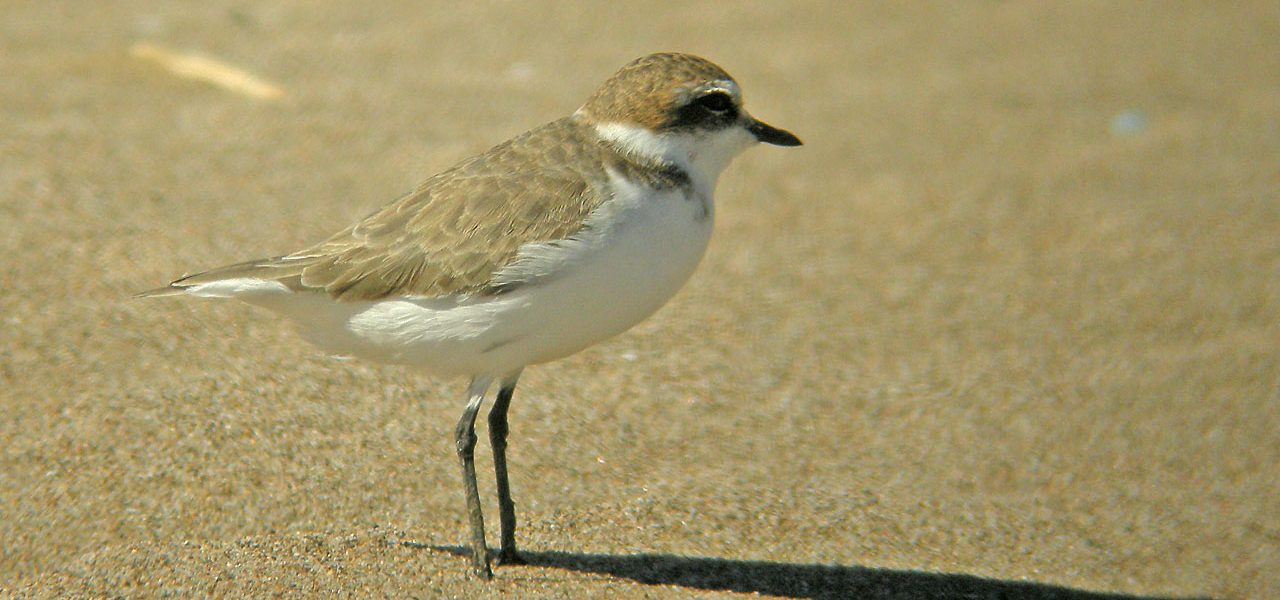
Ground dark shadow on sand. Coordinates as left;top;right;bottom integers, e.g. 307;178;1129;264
424;545;1210;600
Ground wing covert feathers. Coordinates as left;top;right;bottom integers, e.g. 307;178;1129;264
148;118;637;301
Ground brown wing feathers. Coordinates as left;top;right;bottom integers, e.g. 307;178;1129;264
147;118;610;301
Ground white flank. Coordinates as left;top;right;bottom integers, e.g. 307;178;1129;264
210;166;716;378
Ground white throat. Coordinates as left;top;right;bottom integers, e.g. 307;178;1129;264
591;121;756;197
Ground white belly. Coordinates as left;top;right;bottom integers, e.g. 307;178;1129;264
247;179;714;378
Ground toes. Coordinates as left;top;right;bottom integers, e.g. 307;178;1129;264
493;550;526;566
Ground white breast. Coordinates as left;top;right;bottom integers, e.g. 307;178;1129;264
485;169;715;367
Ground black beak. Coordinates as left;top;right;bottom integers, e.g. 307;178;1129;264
749;119;803;147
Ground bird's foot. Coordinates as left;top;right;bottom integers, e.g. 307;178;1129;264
470;563;494;580
493;548;526;566
468;551;493;580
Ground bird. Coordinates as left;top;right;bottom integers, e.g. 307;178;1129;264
139;52;802;579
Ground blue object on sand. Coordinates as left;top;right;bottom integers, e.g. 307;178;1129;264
1110;109;1149;136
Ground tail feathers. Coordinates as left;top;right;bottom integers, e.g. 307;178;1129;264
137;256;310;299
134;285;188;298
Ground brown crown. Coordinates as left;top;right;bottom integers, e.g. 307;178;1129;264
577;53;736;130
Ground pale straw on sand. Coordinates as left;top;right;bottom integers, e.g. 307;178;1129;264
130;41;285;101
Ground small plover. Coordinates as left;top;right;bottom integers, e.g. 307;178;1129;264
140;52;801;578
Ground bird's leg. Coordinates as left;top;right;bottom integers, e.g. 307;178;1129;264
455;375;493;579
488;369;524;565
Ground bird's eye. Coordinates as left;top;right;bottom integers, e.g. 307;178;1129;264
694;92;734;114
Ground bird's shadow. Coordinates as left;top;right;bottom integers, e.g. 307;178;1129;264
422;544;1211;600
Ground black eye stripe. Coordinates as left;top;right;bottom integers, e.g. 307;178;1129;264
694;92;734;113
667;89;738;131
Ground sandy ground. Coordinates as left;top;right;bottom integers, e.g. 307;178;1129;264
2;2;1277;598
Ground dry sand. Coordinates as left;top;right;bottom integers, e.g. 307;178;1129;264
2;2;1277;598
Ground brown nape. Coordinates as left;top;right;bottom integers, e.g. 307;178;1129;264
577;53;735;130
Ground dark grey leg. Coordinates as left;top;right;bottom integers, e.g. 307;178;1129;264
455;376;493;579
488;370;524;565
